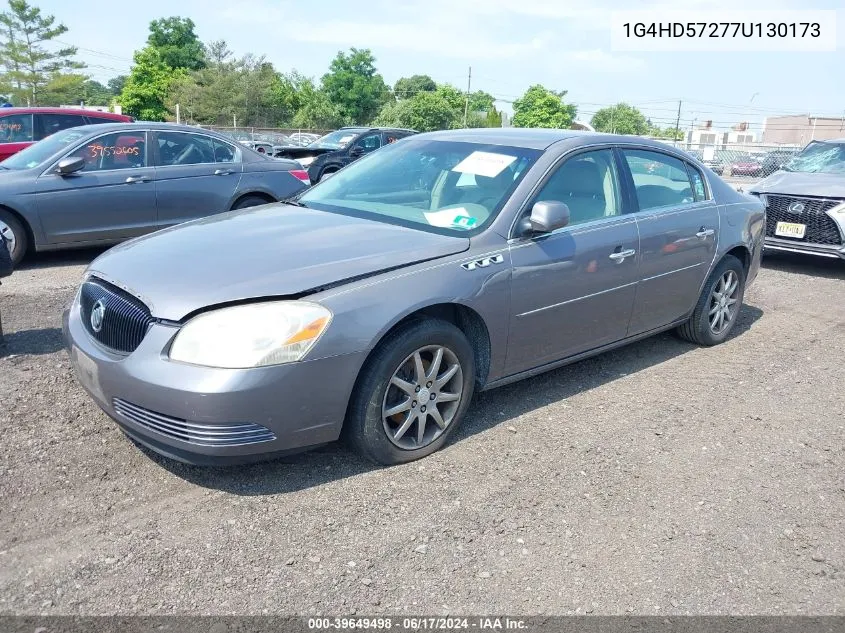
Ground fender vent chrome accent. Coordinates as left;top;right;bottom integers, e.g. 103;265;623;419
461;254;504;271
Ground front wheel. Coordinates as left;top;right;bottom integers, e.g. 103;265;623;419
344;319;476;465
676;254;746;346
0;209;27;266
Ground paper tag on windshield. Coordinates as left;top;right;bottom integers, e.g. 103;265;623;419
452;151;517;178
424;207;478;230
339;135;355;144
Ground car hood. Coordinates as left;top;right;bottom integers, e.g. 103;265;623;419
88;204;470;321
751;171;845;198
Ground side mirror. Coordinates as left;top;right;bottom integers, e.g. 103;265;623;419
518;200;570;236
349;146;364;157
56;156;85;176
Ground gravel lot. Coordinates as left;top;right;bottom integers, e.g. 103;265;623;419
1;248;844;616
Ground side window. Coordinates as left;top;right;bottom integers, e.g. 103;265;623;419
87;116;121;125
532;149;622;227
355;133;381;154
686;164;708;201
0;114;34;143
65;131;147;172
36;113;86;140
623;149;696;211
213;139;237;163
156;132;215;166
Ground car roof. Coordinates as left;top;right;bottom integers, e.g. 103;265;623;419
412;128;685;150
338;126;418;134
56;122;238;135
0;106;130;118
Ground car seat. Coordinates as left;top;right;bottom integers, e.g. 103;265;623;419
540;159;608;224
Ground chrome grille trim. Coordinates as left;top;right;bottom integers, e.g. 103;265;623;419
113;398;276;446
764;195;843;246
80;278;154;353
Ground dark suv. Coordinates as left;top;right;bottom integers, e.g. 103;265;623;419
0;107;133;161
275;127;417;182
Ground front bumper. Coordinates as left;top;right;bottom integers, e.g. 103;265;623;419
63;302;365;465
763;237;845;260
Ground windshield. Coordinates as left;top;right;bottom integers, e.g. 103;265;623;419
1;128;89;170
785;141;845;174
298;139;542;236
308;128;367;150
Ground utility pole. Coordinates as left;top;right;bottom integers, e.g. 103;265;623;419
462;66;472;127
674;100;682;140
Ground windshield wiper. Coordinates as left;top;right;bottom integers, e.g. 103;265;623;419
284;198;310;208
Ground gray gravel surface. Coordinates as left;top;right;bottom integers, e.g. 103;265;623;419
1;248;844;616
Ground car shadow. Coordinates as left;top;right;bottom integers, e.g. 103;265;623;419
15;247;108;271
151;304;764;496
0;327;65;356
761;251;845;280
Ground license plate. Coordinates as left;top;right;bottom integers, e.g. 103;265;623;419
775;221;806;238
71;345;106;404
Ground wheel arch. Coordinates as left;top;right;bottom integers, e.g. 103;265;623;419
722;243;752;275
229;191;275;210
358;302;493;391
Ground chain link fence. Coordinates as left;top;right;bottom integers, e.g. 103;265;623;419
650;140;804;181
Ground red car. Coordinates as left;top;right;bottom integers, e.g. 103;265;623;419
729;157;763;177
0;107;133;161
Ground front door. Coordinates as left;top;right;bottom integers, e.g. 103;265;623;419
152;131;243;227
619;148;720;335
505;148;640;375
35;130;157;245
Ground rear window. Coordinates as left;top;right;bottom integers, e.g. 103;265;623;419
0;114;34;143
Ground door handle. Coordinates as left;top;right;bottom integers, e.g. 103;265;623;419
696;228;715;239
124;175;150;184
609;248;636;263
214;169;234;176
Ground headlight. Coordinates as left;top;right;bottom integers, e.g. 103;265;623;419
169;301;332;369
297;156;316;167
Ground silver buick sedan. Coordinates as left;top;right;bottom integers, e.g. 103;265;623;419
64;129;765;466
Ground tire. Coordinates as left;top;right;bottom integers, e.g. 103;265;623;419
676;254;746;346
232;195;272;210
344;318;476;465
0;209;28;266
318;167;338;182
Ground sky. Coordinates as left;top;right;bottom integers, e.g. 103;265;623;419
33;0;845;136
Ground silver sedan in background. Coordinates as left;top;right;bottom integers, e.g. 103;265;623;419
64;129;765;466
0;123;310;264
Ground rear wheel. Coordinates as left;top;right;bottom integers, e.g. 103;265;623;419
232;195;273;210
0;209;27;266
676;255;746;346
344;319;475;465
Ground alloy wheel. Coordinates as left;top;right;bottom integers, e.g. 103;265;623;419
382;345;463;450
708;269;739;335
0;219;16;257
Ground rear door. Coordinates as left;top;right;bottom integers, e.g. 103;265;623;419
35;130;157;244
152;131;243;227
0;112;35;161
619;148;719;335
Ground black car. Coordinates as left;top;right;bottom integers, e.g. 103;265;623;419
760;149;800;177
275;127;417;182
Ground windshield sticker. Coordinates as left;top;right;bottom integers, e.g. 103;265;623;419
338;135;356;144
424;207;478;230
452;151;517;178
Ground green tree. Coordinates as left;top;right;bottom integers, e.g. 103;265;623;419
321;48;389;124
511;85;577;129
373;90;457;132
107;75;126;95
591;102;649;135
120;47;185;120
468;90;495;113
393;74;436;99
0;0;83;105
147;17;205;71
292;83;347;130
40;74;112;106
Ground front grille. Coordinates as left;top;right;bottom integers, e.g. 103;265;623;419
80;278;154;353
765;195;843;246
113;398;276;446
